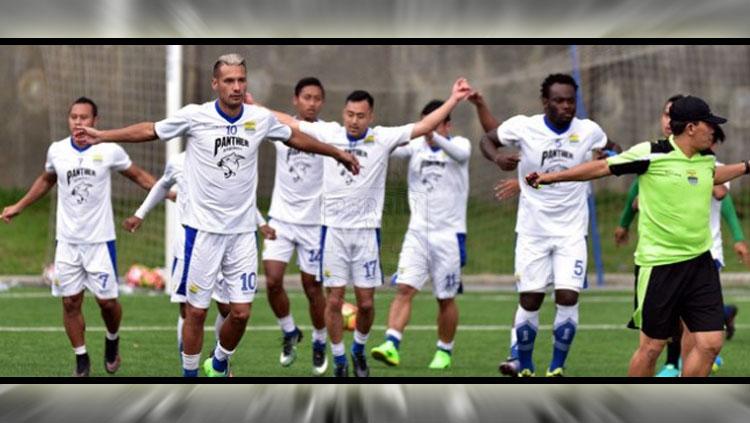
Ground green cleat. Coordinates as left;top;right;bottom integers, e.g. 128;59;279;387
202;357;228;377
546;367;564;377
428;350;452;370
371;340;400;367
518;368;535;377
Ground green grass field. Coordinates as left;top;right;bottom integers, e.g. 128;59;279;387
2;285;749;377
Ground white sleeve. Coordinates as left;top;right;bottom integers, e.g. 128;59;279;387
256;209;267;226
154;105;195;140
496;116;524;147
44;144;56;174
588;121;608;150
264;111;293;143
110;144;133;171
381;124;416;151
298;120;338;144
432;133;471;163
134;175;171;219
390;141;412;159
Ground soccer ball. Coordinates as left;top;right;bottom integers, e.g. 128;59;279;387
342;302;357;331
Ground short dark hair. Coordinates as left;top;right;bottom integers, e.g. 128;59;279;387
295;77;325;98
541;73;578;99
70;96;98;117
669;119;723;139
421;99;449;122
345;90;374;109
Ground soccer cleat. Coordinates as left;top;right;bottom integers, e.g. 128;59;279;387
280;328;303;367
656;364;680;377
333;362;349;377
371;340;400;367
351;351;370;377
518;368;535;377
546;367;565;377
312;348;328;376
498;357;520;377
74;353;90;377
712;355;723;374
428;350;452;370
725;305;738;341
104;337;121;374
202;357;228;377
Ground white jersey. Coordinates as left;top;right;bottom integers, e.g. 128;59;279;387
154;101;291;234
267;123;325;225
299;120;414;229
393;135;470;233
45;138;132;244
711;162;729;264
498;114;607;237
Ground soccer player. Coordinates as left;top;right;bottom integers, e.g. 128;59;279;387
370;99;470;370
74;53;359;377
259;77;330;375
274;78;473;376
526;95;749;377
0;97;156;377
478;74;619;377
614;95;746;377
121;151;275;373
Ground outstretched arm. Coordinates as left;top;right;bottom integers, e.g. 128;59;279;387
1;172;57;223
75;122;158;145
285;127;360;175
120;164;157;191
468;91;500;133
431;132;470;163
526;159;612;188
715;161;750;185
411;78;472;139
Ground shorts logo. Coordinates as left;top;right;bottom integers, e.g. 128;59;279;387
188;283;199;294
323;269;331;278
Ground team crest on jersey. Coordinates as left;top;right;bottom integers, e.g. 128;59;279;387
687;169;698;185
244;121;256;131
364;135;375;143
569;134;580;143
70;182;93;204
217;152;245;179
92;154;103;163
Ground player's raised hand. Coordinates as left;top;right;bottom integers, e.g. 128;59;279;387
493;178;520;202
451;77;473;102
733;241;750;269
73;126;104;146
614;226;630;246
336;150;360;175
493;152;520;171
1;204;21;223
467;90;487;107
123;215;143;233
259;224;277;240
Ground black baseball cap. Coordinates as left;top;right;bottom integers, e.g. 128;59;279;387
669;96;727;125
